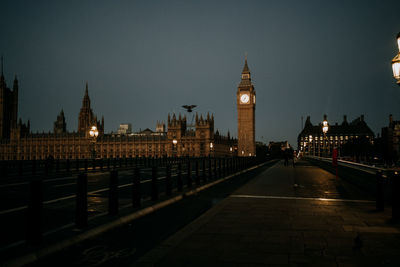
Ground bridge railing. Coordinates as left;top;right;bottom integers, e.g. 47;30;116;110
304;155;400;222
4;156;273;248
305;155;385;175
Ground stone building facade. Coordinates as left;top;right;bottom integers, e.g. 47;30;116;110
0;72;236;160
298;115;374;157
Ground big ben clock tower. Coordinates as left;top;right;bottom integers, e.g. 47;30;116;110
237;57;256;157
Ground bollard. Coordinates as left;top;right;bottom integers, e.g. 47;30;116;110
92;158;96;172
2;161;7;179
109;170;119;216
32;159;36;176
75;173;88;229
222;158;226;177
107;158;111;170
214;158;217;179
208;158;212;180
151;166;158;200
44;161;49;177
166;164;172;196
195;160;200;186
376;170;384;211
187;160;192;188
76;158;79;172
100;158;103;171
18;160;23;177
202;158;206;183
177;163;183;192
218;158;222;178
27;178;43;245
66;159;70;173
132;167;141;207
392;172;400;221
56;159;60;173
84;159;88;172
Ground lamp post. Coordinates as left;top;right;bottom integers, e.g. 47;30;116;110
322;115;329;158
392;32;400;85
210;142;214;157
89;126;99;159
309;135;313;156
172;139;178;157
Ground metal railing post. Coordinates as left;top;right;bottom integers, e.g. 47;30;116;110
376;170;384;211
177;163;183;192
392;171;400;221
132;167;141;207
151;166;158;200
109;170;119;215
187;160;192;188
75;173;88;229
195;160;200;186
166;164;172;196
27;178;43;244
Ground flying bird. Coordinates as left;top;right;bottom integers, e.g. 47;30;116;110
182;105;197;113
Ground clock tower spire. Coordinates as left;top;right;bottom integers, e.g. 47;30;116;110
237;57;256;157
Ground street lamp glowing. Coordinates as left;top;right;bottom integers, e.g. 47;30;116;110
89;126;99;137
322;120;329;134
392;32;400;85
210;142;213;149
172;139;177;145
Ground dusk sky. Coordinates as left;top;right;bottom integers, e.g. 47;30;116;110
1;0;399;146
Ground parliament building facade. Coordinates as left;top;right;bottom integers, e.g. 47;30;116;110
298;115;374;157
0;59;257;160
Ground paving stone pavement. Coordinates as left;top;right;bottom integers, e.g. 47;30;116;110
135;160;400;266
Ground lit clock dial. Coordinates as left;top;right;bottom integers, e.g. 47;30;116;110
240;94;250;104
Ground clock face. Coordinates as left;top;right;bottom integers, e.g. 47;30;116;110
240;94;250;104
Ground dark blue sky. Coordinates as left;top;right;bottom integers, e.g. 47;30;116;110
1;0;399;146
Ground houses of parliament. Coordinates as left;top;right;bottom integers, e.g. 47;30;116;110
0;58;257;160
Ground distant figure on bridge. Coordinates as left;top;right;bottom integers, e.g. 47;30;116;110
283;148;295;167
284;149;289;166
292;150;296;167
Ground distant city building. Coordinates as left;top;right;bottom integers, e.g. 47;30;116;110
156;121;166;133
267;141;290;158
298;115;374;157
381;114;400;163
117;123;132;135
268;141;289;151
